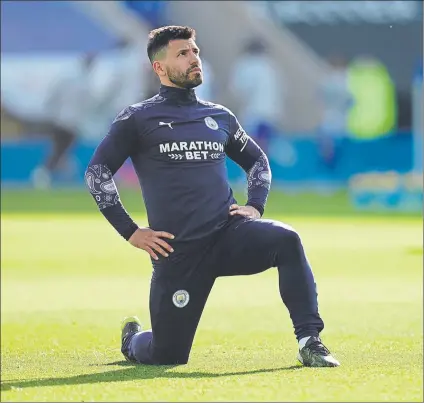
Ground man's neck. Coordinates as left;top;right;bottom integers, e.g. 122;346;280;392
159;84;197;104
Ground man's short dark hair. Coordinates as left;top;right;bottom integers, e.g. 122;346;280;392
147;25;196;63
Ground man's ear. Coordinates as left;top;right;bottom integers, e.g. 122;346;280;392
152;61;166;77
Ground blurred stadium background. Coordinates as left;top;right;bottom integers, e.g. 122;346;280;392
1;0;423;210
1;2;423;402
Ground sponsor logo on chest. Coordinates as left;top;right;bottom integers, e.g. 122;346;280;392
159;141;224;160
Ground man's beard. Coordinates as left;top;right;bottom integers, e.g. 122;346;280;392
167;66;203;89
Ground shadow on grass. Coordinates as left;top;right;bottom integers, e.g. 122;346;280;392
1;362;302;391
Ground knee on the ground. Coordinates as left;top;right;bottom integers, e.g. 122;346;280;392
153;356;188;365
151;348;190;365
153;357;188;365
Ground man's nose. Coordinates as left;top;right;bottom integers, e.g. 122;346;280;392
190;53;199;63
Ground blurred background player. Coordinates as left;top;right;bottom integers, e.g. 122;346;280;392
2;53;97;189
317;54;352;172
229;38;284;154
31;53;97;188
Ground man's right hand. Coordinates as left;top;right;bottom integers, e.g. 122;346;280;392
128;228;175;260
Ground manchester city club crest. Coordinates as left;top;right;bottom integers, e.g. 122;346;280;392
172;290;190;308
204;116;219;130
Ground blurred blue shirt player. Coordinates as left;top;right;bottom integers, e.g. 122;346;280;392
85;26;340;367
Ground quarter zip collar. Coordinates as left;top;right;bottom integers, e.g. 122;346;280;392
159;84;197;105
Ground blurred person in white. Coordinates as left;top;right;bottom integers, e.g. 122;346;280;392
79;39;147;143
317;54;353;170
30;53;97;189
85;38;149;187
85;39;150;129
229;39;283;154
32;40;147;189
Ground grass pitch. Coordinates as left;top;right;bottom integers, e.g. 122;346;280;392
1;189;422;402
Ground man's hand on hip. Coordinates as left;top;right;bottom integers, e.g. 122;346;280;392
128;228;175;260
229;204;260;219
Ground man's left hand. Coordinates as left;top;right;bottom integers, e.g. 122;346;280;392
229;204;260;219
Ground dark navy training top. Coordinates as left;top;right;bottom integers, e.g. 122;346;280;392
85;85;271;244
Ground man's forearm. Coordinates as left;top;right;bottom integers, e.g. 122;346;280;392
225;115;272;216
85;163;138;240
245;154;271;217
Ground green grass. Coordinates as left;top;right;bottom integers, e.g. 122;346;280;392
1;189;423;402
